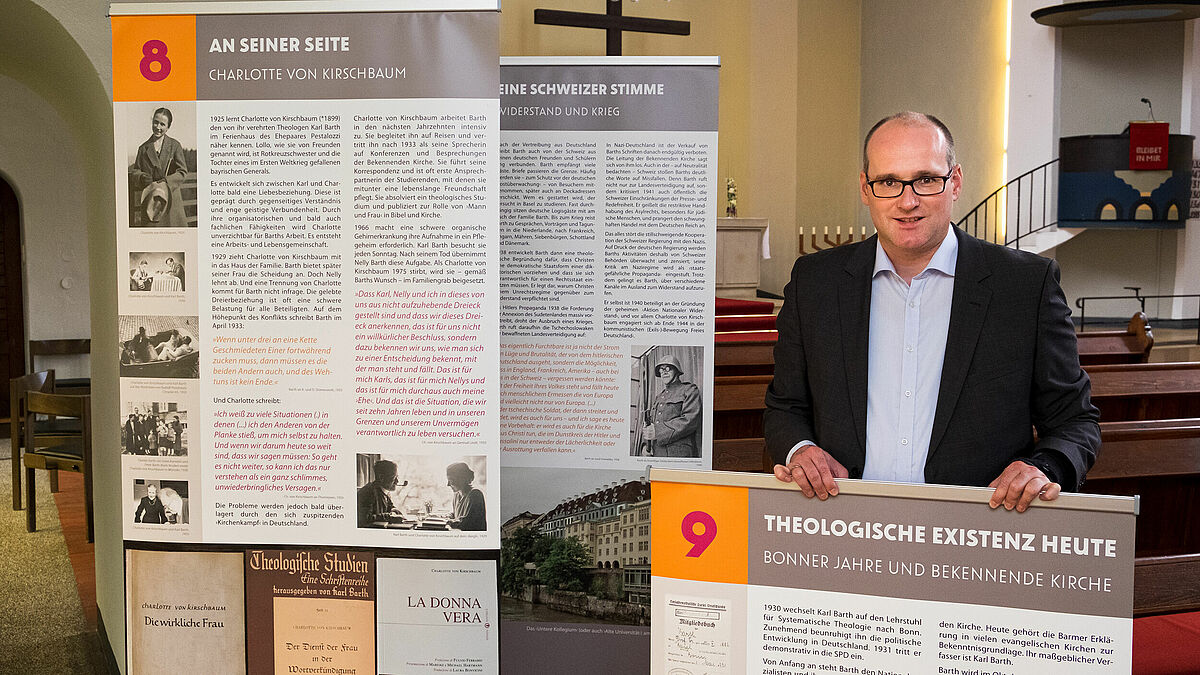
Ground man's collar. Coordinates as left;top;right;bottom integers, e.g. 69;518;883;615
872;224;958;279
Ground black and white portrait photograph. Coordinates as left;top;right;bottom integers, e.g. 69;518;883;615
119;315;200;379
123;102;197;228
121;401;188;456
355;453;487;532
128;251;186;293
132;479;189;525
630;345;703;458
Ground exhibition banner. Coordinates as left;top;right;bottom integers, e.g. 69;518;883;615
112;1;501;672
497;56;719;674
111;2;500;549
650;469;1137;675
498;56;718;472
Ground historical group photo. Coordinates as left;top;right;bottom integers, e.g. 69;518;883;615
120;401;188;456
119;315;200;379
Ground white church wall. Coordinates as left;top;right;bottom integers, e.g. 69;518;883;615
1053;19;1189;319
0;73;92;377
33;0;112;95
14;2;122;670
1051;228;1180;322
859;0;1009;230
1008;0;1060;186
1059;21;1184;135
1172;21;1200;320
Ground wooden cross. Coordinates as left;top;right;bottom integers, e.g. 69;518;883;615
534;1;690;56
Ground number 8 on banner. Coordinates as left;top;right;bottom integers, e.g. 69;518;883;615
681;511;717;557
112;15;195;102
140;40;171;82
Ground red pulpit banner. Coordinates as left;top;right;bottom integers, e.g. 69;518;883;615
1130;121;1169;170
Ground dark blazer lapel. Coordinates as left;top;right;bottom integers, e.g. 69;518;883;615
928;227;992;460
839;238;876;458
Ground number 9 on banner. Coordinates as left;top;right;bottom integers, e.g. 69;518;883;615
681;511;717;557
112;15;196;102
651;482;747;584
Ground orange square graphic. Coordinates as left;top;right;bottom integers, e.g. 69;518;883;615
652;482;748;584
113;15;196;102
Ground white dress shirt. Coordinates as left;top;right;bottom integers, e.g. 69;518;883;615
784;225;958;484
862;226;957;482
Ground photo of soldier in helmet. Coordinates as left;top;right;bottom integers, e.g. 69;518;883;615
633;348;703;458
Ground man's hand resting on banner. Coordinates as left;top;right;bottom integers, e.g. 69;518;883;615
772;444;848;499
988;460;1061;513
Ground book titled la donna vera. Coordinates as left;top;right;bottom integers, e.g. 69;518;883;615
126;549;247;674
245;548;376;675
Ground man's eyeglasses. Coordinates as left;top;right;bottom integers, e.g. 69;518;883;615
865;174;952;198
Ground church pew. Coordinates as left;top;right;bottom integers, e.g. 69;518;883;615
712;363;1200;441
714;333;776;376
713;313;1154;379
712;374;772;439
712;437;772;473
1083;425;1200;558
1087;362;1200;422
1132;555;1200;673
1098;417;1200;441
1076;312;1154;366
1135;554;1200;617
711;371;1200;556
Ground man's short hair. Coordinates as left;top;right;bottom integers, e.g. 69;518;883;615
374;459;398;482
862;111;956;175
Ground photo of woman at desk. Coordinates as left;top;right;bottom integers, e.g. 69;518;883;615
446;461;486;531
355;454;487;532
128;252;186;293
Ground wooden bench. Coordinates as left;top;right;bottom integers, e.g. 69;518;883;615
714;335;776;377
1099;417;1200;441
1135;553;1200;616
1087;362;1200;422
713;374;772;440
1132;554;1200;673
712;313;1154;379
1084;416;1200;557
1077;312;1153;366
712;373;774;472
712;363;1200;432
712;437;772;472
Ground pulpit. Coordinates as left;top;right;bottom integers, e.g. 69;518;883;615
715;217;767;299
1058;131;1194;228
